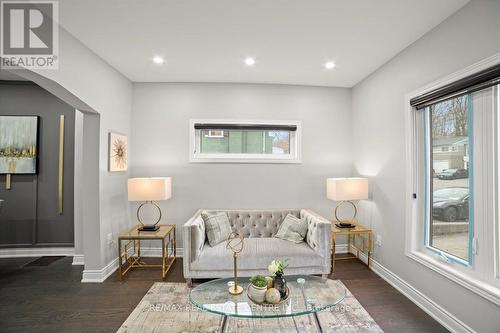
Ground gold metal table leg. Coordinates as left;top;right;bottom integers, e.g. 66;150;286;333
368;232;372;269
137;239;141;259
118;239;123;280
355;234;360;258
347;233;351;255
174;226;177;258
162;238;166;279
332;233;336;273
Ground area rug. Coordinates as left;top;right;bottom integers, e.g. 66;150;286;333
117;281;382;333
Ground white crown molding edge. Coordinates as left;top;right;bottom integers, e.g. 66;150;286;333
0;247;75;258
347;244;474;333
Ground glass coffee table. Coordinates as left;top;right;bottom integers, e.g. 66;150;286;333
189;275;346;332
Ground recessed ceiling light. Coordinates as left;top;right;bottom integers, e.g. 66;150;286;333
324;61;336;70
244;57;256;66
152;56;165;64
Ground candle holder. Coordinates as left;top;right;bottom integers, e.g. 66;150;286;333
226;232;244;295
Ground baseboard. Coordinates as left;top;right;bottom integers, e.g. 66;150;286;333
0;247;75;258
80;247;183;283
72;254;85;266
81;258;119;283
347;244;474;333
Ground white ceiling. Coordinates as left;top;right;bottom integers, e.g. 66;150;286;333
58;0;468;87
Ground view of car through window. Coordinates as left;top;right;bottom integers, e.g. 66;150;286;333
428;95;471;261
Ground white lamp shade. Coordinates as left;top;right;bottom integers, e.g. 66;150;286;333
327;177;368;201
128;177;172;201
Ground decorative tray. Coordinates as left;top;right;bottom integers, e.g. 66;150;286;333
246;285;290;306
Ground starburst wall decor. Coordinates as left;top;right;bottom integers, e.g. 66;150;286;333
108;132;128;172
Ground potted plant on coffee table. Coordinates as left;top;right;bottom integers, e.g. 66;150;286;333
248;275;268;303
268;259;288;298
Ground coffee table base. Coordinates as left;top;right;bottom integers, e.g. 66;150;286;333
220;315;228;332
312;311;324;333
218;313;323;333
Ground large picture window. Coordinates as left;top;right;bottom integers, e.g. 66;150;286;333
406;61;500;305
424;95;472;264
190;120;301;163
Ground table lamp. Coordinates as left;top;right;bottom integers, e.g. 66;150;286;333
327;177;368;226
128;177;172;231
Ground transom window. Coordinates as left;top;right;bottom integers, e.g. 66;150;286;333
190;120;301;163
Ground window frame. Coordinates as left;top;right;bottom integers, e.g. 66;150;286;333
404;54;500;306
189;119;302;164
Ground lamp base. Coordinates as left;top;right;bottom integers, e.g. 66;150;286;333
138;224;160;232
228;285;243;295
339;220;354;226
334;201;358;225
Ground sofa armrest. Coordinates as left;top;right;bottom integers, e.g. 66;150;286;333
183;210;206;264
301;209;332;270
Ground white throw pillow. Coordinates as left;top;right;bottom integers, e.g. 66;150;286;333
201;211;232;247
275;214;308;243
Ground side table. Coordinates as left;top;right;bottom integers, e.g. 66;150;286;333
331;222;372;273
118;224;176;280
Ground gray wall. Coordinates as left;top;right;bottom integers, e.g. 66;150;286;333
0;82;75;247
352;0;500;331
131;83;352;248
11;26;133;272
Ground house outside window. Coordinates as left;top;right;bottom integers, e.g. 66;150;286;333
205;130;224;138
190;119;301;163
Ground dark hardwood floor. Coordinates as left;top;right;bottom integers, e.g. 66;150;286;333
0;256;448;333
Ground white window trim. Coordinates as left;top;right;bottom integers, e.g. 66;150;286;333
404;52;500;306
189;119;302;164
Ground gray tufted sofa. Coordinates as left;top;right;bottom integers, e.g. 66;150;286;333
183;209;331;285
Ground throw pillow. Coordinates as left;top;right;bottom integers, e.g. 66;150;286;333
275;214;308;243
201;211;232;247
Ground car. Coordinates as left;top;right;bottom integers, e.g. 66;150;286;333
432;187;469;222
437;168;468;180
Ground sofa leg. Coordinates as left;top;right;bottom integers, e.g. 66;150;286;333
186;278;193;287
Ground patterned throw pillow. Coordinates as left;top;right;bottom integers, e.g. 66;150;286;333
201;211;233;247
275;214;308;243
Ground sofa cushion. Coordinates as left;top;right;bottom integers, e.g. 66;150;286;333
275;214;308;243
203;210;301;238
201;211;232;247
191;238;324;272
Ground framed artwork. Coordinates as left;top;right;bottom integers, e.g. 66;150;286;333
0;116;39;174
109;132;128;172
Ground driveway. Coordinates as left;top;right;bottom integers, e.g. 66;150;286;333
433;177;469;190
